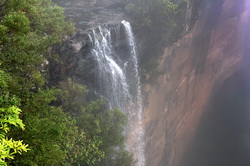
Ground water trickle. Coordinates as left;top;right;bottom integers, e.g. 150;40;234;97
87;21;145;166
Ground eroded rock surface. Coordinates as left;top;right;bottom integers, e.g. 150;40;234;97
53;0;127;29
143;0;250;165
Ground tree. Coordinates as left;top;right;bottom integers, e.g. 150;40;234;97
0;0;74;100
0;0;76;165
0;106;29;166
12;106;79;165
125;0;177;30
0;70;29;165
57;79;136;165
0;0;135;165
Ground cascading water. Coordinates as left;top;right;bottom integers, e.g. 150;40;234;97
121;20;145;166
90;25;131;109
86;21;145;166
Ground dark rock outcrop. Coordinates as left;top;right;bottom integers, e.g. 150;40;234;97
178;68;250;166
48;23;131;100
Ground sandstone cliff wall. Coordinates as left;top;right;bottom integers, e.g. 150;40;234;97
143;0;250;165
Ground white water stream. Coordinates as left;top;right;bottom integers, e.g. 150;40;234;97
88;20;145;166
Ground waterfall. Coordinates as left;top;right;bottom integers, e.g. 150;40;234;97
121;20;145;166
89;25;131;109
86;21;145;166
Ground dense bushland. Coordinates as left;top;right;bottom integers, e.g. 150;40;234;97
0;0;135;165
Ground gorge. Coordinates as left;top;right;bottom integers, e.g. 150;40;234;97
53;0;250;165
1;0;250;165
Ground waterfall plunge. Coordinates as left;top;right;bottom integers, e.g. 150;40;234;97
87;21;145;166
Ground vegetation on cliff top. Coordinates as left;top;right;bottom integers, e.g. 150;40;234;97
125;0;190;84
0;0;135;165
125;0;178;31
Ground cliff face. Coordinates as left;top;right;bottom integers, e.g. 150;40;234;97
52;0;127;29
143;0;250;165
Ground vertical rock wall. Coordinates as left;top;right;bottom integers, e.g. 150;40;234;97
143;0;250;165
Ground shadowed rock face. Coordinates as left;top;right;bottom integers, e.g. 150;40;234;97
49;24;131;90
179;69;250;166
143;0;250;165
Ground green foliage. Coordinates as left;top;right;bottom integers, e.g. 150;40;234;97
6;77;134;165
97;108;127;153
56;80;107;165
56;78;89;115
0;138;29;166
0;0;74;96
124;1;150;29
95;109;135;166
1;11;30;35
0;72;29;165
154;0;177;14
80;136;105;165
0;106;24;134
12;107;77;165
57;80;135;165
98;150;136;166
125;0;177;30
0;0;135;165
0;0;76;165
0;71;11;93
7;87;81;165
